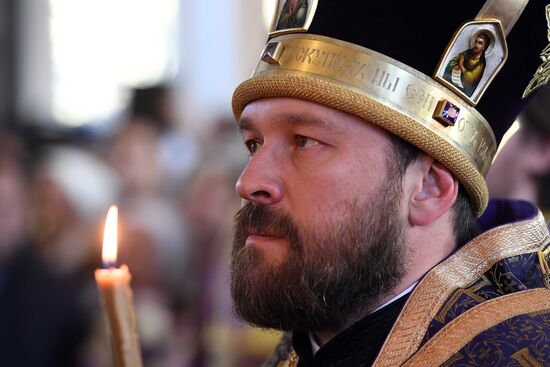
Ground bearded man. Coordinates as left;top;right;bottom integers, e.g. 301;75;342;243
230;1;550;366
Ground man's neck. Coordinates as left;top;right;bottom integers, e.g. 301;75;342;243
312;281;418;346
311;214;459;347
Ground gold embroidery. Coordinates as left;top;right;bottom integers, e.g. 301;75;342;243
537;250;550;289
372;211;549;367
402;289;550;367
275;351;299;367
434;277;490;323
527;308;550;318
439;352;464;367
434;291;464;324
512;348;546;367
522;5;550;98
288;351;298;367
488;256;531;293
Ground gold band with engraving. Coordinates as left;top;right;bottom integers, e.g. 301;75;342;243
232;34;497;216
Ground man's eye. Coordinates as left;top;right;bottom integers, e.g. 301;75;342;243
296;135;319;148
245;140;261;154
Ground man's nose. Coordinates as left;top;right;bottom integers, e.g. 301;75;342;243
235;149;284;205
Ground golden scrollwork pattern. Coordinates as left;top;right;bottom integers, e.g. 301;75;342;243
402;289;550;367
522;4;550;98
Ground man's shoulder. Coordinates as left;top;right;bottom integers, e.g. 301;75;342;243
440;310;550;367
374;206;550;366
401;289;550;366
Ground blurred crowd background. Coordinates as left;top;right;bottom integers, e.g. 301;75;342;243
0;1;282;366
0;1;549;367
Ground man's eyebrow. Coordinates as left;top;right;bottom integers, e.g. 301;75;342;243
238;113;335;132
237;117;254;133
276;113;333;129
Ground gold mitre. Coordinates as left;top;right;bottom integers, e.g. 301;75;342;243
232;0;550;216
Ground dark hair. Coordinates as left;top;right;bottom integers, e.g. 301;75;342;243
388;135;479;246
477;33;491;50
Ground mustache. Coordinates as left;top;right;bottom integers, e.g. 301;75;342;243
233;203;301;248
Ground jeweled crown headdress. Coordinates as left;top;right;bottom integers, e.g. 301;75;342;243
232;0;550;216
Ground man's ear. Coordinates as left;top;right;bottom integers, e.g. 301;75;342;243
407;156;459;226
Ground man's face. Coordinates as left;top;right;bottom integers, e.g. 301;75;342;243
288;0;299;13
231;98;408;332
473;36;487;54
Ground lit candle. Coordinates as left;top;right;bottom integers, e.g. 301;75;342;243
95;205;143;367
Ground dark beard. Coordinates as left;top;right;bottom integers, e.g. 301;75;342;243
230;180;406;333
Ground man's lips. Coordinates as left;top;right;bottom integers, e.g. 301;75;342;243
245;232;284;247
244;231;289;262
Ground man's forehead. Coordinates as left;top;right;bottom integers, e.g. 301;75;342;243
238;98;371;134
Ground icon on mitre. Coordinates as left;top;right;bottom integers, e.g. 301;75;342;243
269;0;319;37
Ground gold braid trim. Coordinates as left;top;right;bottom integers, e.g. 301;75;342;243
372;211;550;367
402;288;550;367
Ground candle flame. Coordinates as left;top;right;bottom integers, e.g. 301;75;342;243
102;205;118;266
